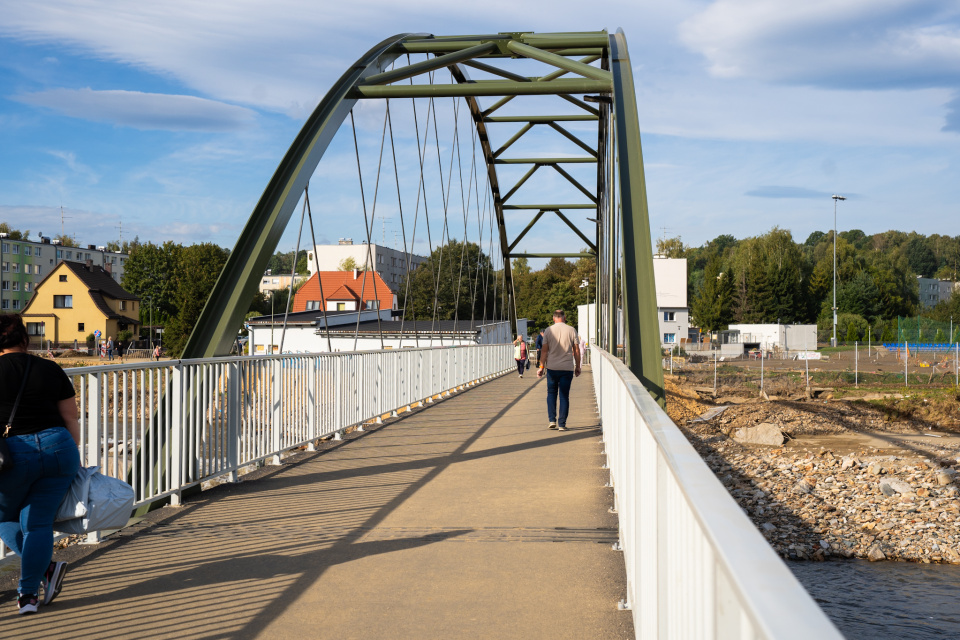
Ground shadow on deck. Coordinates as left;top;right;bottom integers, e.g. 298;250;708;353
1;369;632;639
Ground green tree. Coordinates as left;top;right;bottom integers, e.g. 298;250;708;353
399;240;496;324
690;258;733;332
838;271;880;320
164;243;230;356
905;236;937;277
656;236;687;258
845;322;860;342
122;241;184;323
338;256;362;271
0;223;30;240
53;234;78;247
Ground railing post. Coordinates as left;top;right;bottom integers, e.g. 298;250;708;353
170;363;184;506
83;371;102;544
307;357;317;451
227;360;241;481
269;358;282;463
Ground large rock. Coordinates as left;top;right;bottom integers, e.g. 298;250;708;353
879;479;913;496
867;545;886;562
732;423;786;446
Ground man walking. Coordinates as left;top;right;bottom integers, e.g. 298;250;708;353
536;309;581;431
535;330;544;367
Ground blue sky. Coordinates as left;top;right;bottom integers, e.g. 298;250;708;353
1;0;958;259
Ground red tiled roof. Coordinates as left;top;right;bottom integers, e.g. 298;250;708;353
292;271;393;312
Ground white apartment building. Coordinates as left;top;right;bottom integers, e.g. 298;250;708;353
1;235;128;312
306;239;427;292
653;256;689;348
258;272;308;294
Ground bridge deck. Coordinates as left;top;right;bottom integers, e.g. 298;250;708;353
1;369;631;638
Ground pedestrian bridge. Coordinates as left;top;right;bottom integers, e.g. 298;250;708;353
1;346;840;638
4;30;842;637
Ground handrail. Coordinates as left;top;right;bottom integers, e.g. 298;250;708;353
1;344;513;557
591;345;842;639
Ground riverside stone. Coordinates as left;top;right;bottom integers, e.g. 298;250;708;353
733;423;786;446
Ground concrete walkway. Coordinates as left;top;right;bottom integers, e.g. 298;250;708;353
1;369;632;639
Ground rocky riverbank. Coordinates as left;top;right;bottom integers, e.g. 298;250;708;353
665;377;960;564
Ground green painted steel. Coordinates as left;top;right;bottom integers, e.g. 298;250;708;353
609;30;664;405
181;30;663;408
180;33;420;359
352;78;611;98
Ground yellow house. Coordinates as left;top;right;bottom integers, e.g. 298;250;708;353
22;260;140;347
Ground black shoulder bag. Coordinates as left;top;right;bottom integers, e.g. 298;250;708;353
0;356;33;473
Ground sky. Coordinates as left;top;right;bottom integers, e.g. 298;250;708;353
1;0;958;260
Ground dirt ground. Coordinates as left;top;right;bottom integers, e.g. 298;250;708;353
664;357;960;564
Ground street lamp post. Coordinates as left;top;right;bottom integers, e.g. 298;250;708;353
831;194;846;347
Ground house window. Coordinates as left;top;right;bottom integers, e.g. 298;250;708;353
120;301;127;311
1;262;7;272
11;244;18;254
59;275;67;282
336;302;346;311
26;322;44;336
12;263;18;273
35;248;41;257
663;311;675;321
66;251;73;259
85;253;91;260
12;300;20;310
24;282;31;292
305;300;322;311
1;300;7;309
23;246;31;256
11;282;18;291
663;333;676;343
36;265;41;276
1;281;7;290
57;250;63;259
78;323;84;331
53;295;73;308
1;242;8;252
365;300;379;309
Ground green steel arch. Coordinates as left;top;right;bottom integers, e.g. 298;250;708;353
183;30;663;402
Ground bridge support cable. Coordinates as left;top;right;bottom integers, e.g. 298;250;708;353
347;108;386;351
179;29;661;399
277;188;308;354
304;186;333;352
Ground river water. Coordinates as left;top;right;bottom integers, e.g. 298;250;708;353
789;560;960;639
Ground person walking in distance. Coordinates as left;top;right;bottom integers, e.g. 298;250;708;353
537;309;581;431
512;335;528;378
535;330;544;367
106;336;114;361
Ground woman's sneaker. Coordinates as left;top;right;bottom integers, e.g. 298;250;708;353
17;593;39;614
42;561;68;605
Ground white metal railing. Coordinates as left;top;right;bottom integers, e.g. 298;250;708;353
2;344;512;558
591;346;842;639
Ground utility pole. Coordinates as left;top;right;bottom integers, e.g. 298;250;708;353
831;195;846;347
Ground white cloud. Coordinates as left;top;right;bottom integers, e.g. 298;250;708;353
47;150;100;184
15;88;256;131
679;0;960;89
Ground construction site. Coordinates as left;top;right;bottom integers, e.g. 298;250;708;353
664;344;960;564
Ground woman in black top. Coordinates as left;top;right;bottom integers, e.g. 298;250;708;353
0;314;80;614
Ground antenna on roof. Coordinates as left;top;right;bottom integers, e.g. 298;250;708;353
116;219;122;248
60;201;72;239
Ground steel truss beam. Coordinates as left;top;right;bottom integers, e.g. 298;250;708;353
183;29;662;405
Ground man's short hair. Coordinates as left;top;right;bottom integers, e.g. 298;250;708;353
553;309;565;320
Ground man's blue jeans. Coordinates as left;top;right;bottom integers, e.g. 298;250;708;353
0;427;80;595
546;369;574;428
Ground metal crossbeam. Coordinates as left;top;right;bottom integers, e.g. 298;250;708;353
352;78;611;99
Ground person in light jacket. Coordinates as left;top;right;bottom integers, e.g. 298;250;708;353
513;335;529;378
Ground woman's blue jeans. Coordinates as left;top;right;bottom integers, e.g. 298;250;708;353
0;427;80;595
546;369;574;428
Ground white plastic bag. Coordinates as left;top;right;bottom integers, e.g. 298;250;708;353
56;466;97;521
55;466;135;534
